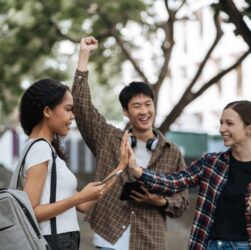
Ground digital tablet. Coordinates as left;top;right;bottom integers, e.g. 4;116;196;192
119;181;145;200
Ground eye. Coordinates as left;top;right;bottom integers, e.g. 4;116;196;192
133;105;140;109
65;106;73;112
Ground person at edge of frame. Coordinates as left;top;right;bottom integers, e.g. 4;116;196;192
128;100;251;250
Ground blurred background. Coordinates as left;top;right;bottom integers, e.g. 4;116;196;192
1;0;251;249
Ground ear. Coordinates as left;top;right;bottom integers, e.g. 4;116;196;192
43;106;51;119
247;124;251;136
123;108;129;118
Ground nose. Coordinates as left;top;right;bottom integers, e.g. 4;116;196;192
219;123;225;134
139;105;147;114
71;112;75;120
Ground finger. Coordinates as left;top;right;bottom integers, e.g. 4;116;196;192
140;186;149;194
121;131;129;147
130;195;143;203
85;36;97;45
131;190;145;199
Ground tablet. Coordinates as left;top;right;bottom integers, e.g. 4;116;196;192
97;169;123;185
119;181;144;200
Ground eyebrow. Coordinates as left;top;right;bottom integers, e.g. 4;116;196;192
64;104;73;108
132;100;152;105
220;118;235;123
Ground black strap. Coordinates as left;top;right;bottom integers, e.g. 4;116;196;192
49;148;57;249
19;138;57;249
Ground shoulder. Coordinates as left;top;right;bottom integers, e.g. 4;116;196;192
155;129;181;152
24;139;53;170
195;151;228;167
26;139;52;156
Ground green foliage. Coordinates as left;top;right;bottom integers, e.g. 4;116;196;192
0;0;148;117
243;0;251;18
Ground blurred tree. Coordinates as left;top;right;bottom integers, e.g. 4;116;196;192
0;0;250;132
219;0;251;50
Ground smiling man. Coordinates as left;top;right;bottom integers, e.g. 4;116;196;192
72;36;189;250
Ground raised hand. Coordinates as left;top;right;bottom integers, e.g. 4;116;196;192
77;36;98;71
128;143;137;169
80;36;98;52
119;131;130;169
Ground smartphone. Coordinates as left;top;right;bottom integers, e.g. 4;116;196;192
96;169;123;185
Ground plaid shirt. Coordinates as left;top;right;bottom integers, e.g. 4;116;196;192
138;149;251;250
72;70;189;250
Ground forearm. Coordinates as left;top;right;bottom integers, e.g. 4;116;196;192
77;51;90;72
76;200;98;213
34;192;89;223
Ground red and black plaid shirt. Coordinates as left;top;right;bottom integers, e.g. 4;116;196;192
138;149;251;250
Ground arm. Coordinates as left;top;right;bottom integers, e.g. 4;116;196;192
128;145;202;196
24;162;107;222
72;37;113;154
76;131;130;212
130;161;202;196
159;152;189;218
129;152;189;216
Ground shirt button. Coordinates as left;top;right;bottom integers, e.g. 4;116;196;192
78;75;82;79
122;225;126;229
131;211;135;215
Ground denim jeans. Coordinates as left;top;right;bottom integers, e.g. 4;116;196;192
207;240;249;250
44;231;80;250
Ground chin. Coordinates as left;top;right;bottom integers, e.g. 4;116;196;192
58;131;68;137
223;141;232;147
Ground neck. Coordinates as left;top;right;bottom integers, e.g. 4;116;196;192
231;141;251;161
29;123;53;142
131;128;155;142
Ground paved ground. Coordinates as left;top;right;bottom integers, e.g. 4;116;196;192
78;192;197;250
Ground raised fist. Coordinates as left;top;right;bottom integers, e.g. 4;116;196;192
80;36;98;52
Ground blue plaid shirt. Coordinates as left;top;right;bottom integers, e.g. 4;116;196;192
138;149;251;250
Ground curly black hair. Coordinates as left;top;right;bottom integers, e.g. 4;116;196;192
19;79;70;160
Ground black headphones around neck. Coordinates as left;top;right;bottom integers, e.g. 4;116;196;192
128;129;158;151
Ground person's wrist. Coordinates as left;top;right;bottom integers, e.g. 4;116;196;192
117;163;126;171
129;166;143;178
160;198;168;209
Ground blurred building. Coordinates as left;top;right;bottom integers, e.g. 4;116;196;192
0;127;226;175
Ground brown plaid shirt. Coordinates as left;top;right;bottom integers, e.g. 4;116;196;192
72;70;189;250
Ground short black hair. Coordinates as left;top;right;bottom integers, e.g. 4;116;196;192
119;81;154;110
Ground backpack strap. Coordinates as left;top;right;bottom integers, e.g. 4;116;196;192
9;138;56;189
9;138;58;248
